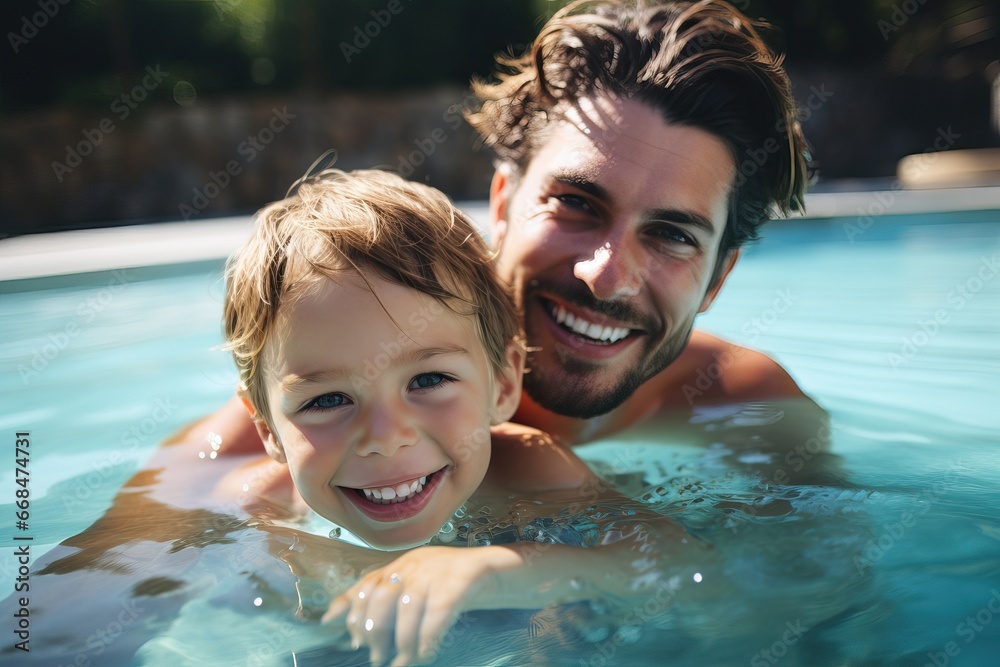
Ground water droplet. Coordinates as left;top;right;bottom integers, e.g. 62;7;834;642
329;527;341;539
364;618;374;632
253;597;262;607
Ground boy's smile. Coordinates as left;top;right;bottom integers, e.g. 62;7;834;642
255;273;514;550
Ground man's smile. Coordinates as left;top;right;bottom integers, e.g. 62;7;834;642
544;299;636;346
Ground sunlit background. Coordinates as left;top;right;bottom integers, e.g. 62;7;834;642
1;0;998;238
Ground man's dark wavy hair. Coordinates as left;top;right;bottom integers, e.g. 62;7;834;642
467;0;811;272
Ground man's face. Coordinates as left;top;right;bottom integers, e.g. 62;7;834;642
491;96;737;418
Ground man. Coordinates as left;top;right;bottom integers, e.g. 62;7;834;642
462;0;816;445
214;0;817;453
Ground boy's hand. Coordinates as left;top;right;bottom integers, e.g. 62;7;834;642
322;546;517;666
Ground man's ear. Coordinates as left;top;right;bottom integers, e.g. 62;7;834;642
239;391;286;464
489;342;525;425
488;165;512;251
699;248;741;313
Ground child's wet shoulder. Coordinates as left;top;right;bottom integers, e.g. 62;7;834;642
487;423;596;493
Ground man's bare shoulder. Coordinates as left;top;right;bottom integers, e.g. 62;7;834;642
655;329;806;408
485;423;598;493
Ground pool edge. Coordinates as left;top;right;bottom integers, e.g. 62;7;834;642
2;189;998;282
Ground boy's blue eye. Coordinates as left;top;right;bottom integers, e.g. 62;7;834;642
409;373;452;391
305;393;348;411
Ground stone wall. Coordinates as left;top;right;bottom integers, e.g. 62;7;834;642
0;87;495;237
2;69;996;238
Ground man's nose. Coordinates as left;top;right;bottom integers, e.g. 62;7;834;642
355;399;418;457
573;239;642;301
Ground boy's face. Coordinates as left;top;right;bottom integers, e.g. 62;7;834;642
489;95;738;418
253;273;520;550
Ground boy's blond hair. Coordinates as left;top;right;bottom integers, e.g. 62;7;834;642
224;168;519;426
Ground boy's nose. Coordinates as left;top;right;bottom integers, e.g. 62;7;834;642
573;239;642;301
355;400;418;457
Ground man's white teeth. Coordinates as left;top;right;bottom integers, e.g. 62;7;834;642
362;476;427;505
551;304;629;343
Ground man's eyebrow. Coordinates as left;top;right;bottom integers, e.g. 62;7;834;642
552;172;611;203
279;346;470;392
553;171;718;235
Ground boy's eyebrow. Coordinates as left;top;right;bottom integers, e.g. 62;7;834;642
552;171;717;235
280;346;471;392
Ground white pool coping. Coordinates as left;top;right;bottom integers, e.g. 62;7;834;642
2;187;999;282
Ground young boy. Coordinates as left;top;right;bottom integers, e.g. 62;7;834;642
219;168;702;665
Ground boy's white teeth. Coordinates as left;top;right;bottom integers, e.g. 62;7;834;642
551;304;630;343
362;475;428;505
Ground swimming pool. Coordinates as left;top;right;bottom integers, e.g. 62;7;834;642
2;204;999;665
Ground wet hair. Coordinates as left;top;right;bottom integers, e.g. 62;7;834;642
224;168;519;426
467;0;810;269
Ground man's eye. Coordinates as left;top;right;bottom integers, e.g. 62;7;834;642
409;373;454;391
304;393;349;411
649;225;696;247
552;194;595;214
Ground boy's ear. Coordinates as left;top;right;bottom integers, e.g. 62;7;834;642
488;166;512;251
490;342;525;425
699;248;741;313
238;391;286;464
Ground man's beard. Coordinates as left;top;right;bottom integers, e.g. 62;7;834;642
521;310;695;419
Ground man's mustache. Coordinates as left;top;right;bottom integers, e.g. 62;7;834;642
525;278;657;332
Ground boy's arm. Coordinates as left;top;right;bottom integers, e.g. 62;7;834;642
322;425;711;666
324;519;707;666
188;394;267;456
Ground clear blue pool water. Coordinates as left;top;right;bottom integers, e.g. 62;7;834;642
1;208;999;665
